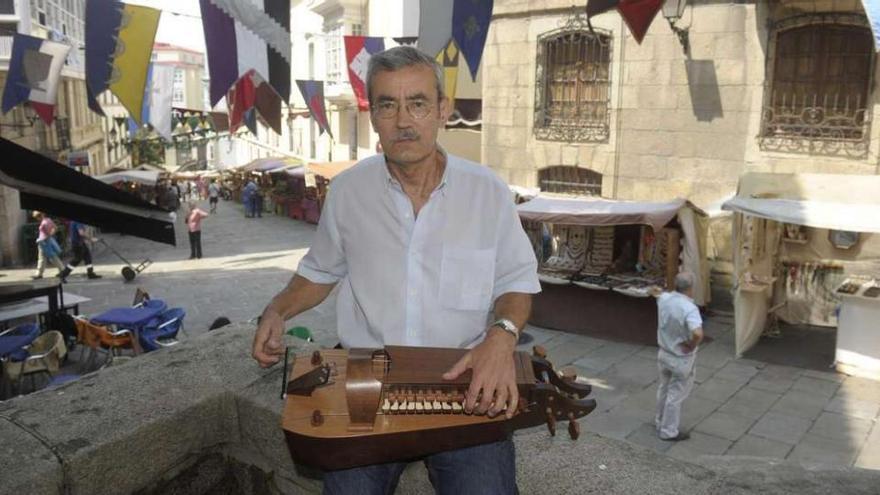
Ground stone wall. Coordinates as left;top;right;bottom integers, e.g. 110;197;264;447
482;0;880;208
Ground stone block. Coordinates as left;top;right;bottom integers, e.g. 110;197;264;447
0;418;63;495
719;386;781;420
498;42;532;66
561;145;578;166
748;370;797;394
714;59;747;86
693;377;745;404
583;410;646;441
679;396;723;432
749;411;811;445
726;434;793;460
712;360;761;384
808;412;873;444
788;433;861;469
769;390;829;421
855;423;880;470
624;61;671;86
626;423;675;454
837;376;880;403
712;33;746;59
494;19;529;43
694;410;756;441
600;355;661;389
824;395;880;421
574;341;642;374
691;4;747;33
667;431;732;461
790;375;841;400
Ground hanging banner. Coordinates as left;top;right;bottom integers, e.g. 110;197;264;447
1;33;70;124
418;0;454;58
296;80;332;138
344;36;385;111
452;0;493;81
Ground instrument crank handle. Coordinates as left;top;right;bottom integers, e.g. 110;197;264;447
531;356;592;398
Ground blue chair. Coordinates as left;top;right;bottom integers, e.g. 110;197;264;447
136;298;167;313
139;308;186;352
0;323;41;362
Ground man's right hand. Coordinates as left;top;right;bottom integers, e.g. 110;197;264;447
252;308;285;368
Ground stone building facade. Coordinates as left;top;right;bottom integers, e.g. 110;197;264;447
482;0;878;208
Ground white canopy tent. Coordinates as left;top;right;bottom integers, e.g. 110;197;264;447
94;170;161;186
722;172;880;356
518;195;711;305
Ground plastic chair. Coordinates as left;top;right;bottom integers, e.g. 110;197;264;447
139;308;186;352
2;330;68;394
74;317;134;371
0;323;41;362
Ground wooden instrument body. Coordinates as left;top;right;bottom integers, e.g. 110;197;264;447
281;346;594;471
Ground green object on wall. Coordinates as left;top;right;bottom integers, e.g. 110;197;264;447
286;326;313;342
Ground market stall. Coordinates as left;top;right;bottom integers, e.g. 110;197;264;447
517;195;709;345
722;173;880;379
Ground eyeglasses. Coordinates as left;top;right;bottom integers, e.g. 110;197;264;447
371;99;435;120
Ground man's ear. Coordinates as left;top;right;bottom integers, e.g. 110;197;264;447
438;95;450;122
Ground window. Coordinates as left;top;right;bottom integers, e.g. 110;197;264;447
537;166;602;196
534;22;611;143
0;0;15;15
173;89;184;104
759;14;873;157
351;23;363;36
326;23;343;83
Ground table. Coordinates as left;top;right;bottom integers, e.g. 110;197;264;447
92;304;165;355
0;293;91;324
0;280;64;314
836;286;880;380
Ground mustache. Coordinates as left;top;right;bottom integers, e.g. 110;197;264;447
394;130;420;141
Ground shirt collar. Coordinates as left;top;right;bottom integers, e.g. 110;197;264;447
382;146;451;197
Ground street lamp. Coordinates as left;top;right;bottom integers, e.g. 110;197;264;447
662;0;690;56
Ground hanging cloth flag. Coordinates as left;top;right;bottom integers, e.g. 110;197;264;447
452;0;493;81
418;0;454;58
436;39;460;107
344;36;385;111
84;0;160;123
84;0;122;115
199;0;291;109
296;80;332;139
226;70;282;136
585;0;663;44
862;0;880;51
1;33;70;125
147;65;174;140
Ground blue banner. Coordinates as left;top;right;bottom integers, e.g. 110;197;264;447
452;0;493;81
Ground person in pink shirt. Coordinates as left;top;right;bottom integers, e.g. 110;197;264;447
31;211;68;280
185;201;209;259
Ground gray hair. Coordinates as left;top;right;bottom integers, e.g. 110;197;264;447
675;272;695;293
366;46;445;106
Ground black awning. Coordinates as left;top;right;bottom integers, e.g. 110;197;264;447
0;138;176;245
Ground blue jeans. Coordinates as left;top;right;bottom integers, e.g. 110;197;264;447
322;438;517;495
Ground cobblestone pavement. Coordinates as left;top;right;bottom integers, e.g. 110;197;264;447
2;197;878;473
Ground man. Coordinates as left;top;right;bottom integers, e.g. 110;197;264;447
31;211;67;281
653;272;703;441
65;220;102;279
252;46;540;495
208;179;220;213
242;179;257;218
185;201;209;260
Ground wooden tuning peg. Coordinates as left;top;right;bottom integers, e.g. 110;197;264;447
545;407;556;437
311;350;322;366
568;419;580;440
560;367;577;381
311;409;324;427
533;345;548;359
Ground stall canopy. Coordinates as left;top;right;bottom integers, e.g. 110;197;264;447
517;194;710;305
722;172;880;233
95;170;161;186
308;160;357;180
723;172;880;356
518;195;702;233
0;138;175;245
239;156;301;173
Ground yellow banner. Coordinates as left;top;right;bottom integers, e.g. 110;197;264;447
436;39;459;107
109;4;161;125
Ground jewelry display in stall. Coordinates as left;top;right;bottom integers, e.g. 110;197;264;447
782;261;846;323
539;225;588;283
581;226;614;275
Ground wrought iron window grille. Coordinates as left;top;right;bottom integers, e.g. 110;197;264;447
534;12;612;143
538;166;603;197
758;13;873;158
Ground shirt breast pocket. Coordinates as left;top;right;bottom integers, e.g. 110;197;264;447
439;247;496;311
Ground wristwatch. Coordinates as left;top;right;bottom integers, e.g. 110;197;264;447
491;318;519;339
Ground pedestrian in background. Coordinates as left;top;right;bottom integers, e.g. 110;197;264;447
254;183;264;218
208;179;220;213
66;220;102;279
652;272;703;442
186;201;209;259
243;179;257;218
31;211;67;281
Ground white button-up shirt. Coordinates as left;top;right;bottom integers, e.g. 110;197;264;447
296;153;541;349
656;292;703;357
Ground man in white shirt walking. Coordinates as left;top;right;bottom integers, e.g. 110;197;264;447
252;46;540;494
652;272;704;441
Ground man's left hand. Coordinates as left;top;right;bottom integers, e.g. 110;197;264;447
442;327;518;419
